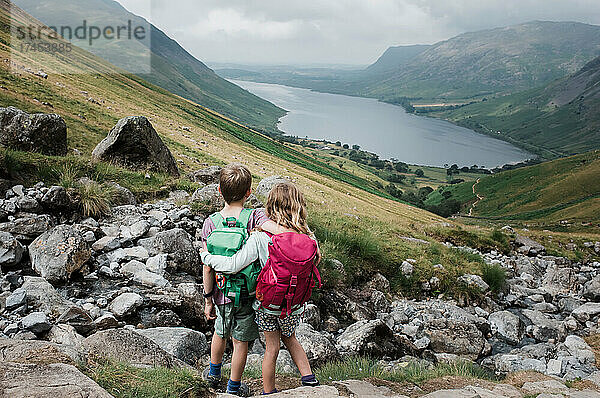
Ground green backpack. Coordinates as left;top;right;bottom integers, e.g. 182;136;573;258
206;208;262;307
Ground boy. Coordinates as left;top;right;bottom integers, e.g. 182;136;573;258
201;164;277;396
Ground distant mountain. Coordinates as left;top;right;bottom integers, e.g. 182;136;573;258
364;21;600;101
365;45;430;74
14;0;284;132
440;55;600;157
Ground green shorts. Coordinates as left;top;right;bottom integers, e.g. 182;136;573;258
215;300;258;342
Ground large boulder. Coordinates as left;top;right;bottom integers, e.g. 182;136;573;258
0;362;113;398
188;165;221;184
424;317;486;361
256;176;288;198
138;228;198;275
135;327;208;366
336;319;404;358
21;276;75;317
489;311;522;345
109;292;144;318
56;306;96;336
0;106;68;156
83;328;182;368
0;231;24;266
0;213;53;241
583;275;600;301
295;323;338;364
91;116;179;176
190;184;223;213
28;225;92;283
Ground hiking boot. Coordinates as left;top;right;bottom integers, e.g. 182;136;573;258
226;382;250;397
202;367;221;389
301;378;320;387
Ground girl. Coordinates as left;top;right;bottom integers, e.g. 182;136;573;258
200;182;320;395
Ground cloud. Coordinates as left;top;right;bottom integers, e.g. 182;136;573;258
116;0;600;65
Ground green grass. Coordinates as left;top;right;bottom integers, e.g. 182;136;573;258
481;263;507;294
82;360;209;398
430;151;600;229
315;356;496;385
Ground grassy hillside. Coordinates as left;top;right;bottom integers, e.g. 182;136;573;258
425;151;600;229
14;0;285;132
436;56;600;157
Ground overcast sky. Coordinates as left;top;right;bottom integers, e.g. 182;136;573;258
116;0;600;66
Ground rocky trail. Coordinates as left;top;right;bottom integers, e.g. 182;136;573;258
468;179;484;217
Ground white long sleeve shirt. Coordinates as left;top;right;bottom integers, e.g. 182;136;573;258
200;231;271;274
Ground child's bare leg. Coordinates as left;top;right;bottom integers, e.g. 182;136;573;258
210;332;226;366
230;338;249;382
281;333;312;376
263;331;281;393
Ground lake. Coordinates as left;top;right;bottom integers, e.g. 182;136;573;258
231;79;533;168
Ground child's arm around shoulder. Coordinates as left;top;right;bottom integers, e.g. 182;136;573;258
200;231;268;274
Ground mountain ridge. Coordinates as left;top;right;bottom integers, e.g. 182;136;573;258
13;0;285;132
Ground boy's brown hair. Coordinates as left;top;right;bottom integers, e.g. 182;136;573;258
219;163;252;204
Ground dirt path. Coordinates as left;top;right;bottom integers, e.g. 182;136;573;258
468;178;484;216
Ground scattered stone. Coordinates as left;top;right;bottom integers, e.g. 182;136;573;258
5;288;27;310
296;322;338;364
92;236;121;252
84;328;182;368
521;380;568;394
489;311;522;345
0;231;24;265
0;106;68;155
191;184;223;213
56;306;96;336
28;225;92;283
91;116;179;176
21;312;51;334
188;165;221;184
458;274;489;292
109;292;144;318
136;327;208;365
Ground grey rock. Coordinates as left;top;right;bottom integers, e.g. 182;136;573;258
138;228;198;275
28;225;92;283
0;362;113;398
94;313;119;330
0;106;68;156
91;116;179;176
41;185;74;211
21;311;51;334
188;165;221;184
302;303;321;329
0;213;52;240
5;288;27;310
458;274;489;292
521;309;560;342
401;261;414;277
146;254;168;275
106;182;136;206
572;303;600;322
256;176;289;198
583;275;600;301
123;246;149;261
56;306;96;336
21;276;74;317
84;328;183;368
92;236;121;252
136;327;208;365
336;319;404;358
489;311;522;345
515;234;546;255
47;324;85;349
129;220;150;239
109;292;144;318
191;184;223;213
296;322;337;364
521;380;567;394
121;260;170;288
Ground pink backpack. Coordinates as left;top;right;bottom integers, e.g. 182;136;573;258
256;232;322;318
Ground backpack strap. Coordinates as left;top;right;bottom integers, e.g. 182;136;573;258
237;208;254;229
312;262;323;288
209;212;226;229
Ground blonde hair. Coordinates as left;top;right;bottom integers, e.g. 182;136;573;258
219;164;252;204
266;182;310;234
